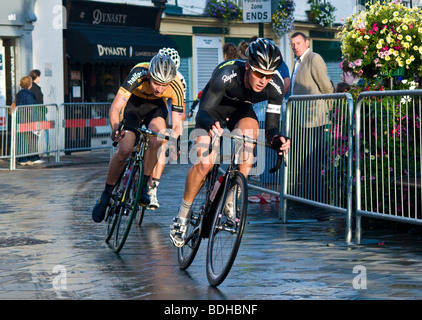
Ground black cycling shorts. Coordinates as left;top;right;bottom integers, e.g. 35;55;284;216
195;104;258;133
123;95;168;134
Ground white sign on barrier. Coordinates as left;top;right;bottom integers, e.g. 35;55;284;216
242;0;271;23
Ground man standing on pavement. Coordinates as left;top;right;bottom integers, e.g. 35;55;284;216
290;32;333;202
28;69;45;164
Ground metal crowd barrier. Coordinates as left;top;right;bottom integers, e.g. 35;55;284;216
4;94;421;245
247;101;285;203
355;90;422;243
10;104;60;170
61;102;113;157
282;93;355;242
3;102;113;170
0;106;11;161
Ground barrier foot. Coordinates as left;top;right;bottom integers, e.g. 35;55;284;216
248;219;318;225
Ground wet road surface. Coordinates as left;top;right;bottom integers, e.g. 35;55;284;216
1;150;422;302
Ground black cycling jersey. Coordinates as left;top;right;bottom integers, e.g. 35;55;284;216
195;59;284;142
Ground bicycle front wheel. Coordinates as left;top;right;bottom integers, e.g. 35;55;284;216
136;205;146;227
105;171;125;243
177;175;210;270
112;163;143;253
206;171;248;287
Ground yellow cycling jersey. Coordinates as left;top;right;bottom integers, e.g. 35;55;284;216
117;62;185;113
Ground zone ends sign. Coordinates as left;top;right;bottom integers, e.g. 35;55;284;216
243;0;271;23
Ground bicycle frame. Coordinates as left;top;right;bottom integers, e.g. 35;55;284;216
198;133;258;238
105;125;170;253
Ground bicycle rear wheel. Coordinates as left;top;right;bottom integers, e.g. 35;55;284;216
206;171;248;287
112;163;143;253
177;176;209;270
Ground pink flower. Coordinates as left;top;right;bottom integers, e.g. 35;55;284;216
372;22;379;31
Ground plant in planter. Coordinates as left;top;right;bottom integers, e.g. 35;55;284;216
272;0;296;37
339;1;422;83
203;0;242;27
308;0;336;28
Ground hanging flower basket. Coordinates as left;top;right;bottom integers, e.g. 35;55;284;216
271;0;295;37
308;0;336;28
203;0;242;27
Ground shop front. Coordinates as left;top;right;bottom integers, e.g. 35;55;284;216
64;0;177;103
1;0;37;156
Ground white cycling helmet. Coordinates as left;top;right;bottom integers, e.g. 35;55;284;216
158;47;181;70
149;53;177;84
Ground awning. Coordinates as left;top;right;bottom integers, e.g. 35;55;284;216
66;25;177;64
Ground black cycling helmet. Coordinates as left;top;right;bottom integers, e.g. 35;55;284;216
246;38;282;74
149;53;177;84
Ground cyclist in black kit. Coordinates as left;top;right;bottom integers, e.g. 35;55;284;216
170;38;291;247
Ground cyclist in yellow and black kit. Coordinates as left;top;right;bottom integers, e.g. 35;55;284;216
92;53;185;223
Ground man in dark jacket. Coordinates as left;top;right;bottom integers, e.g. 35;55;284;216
29;69;43;104
28;69;45;164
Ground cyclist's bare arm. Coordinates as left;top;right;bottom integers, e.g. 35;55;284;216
171;110;183;137
109;92;128;143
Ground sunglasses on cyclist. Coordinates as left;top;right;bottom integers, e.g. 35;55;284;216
249;65;276;79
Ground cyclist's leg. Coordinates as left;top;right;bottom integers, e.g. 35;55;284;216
93;95;146;223
106;131;136;185
92;131;136;223
232;117;259;178
223;114;258;222
227;105;259;178
170;133;217;247
138;107;168;206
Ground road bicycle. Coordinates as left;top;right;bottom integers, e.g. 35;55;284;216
104;122;170;253
177;131;283;287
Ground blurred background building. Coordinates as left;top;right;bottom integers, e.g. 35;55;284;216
1;0;419;107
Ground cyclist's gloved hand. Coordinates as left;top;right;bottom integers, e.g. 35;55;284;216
111;121;125;145
209;121;224;138
173;136;181;160
271;135;291;156
168;132;180;161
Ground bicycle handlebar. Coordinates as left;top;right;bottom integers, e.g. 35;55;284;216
112;120;172;147
220;132;287;173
